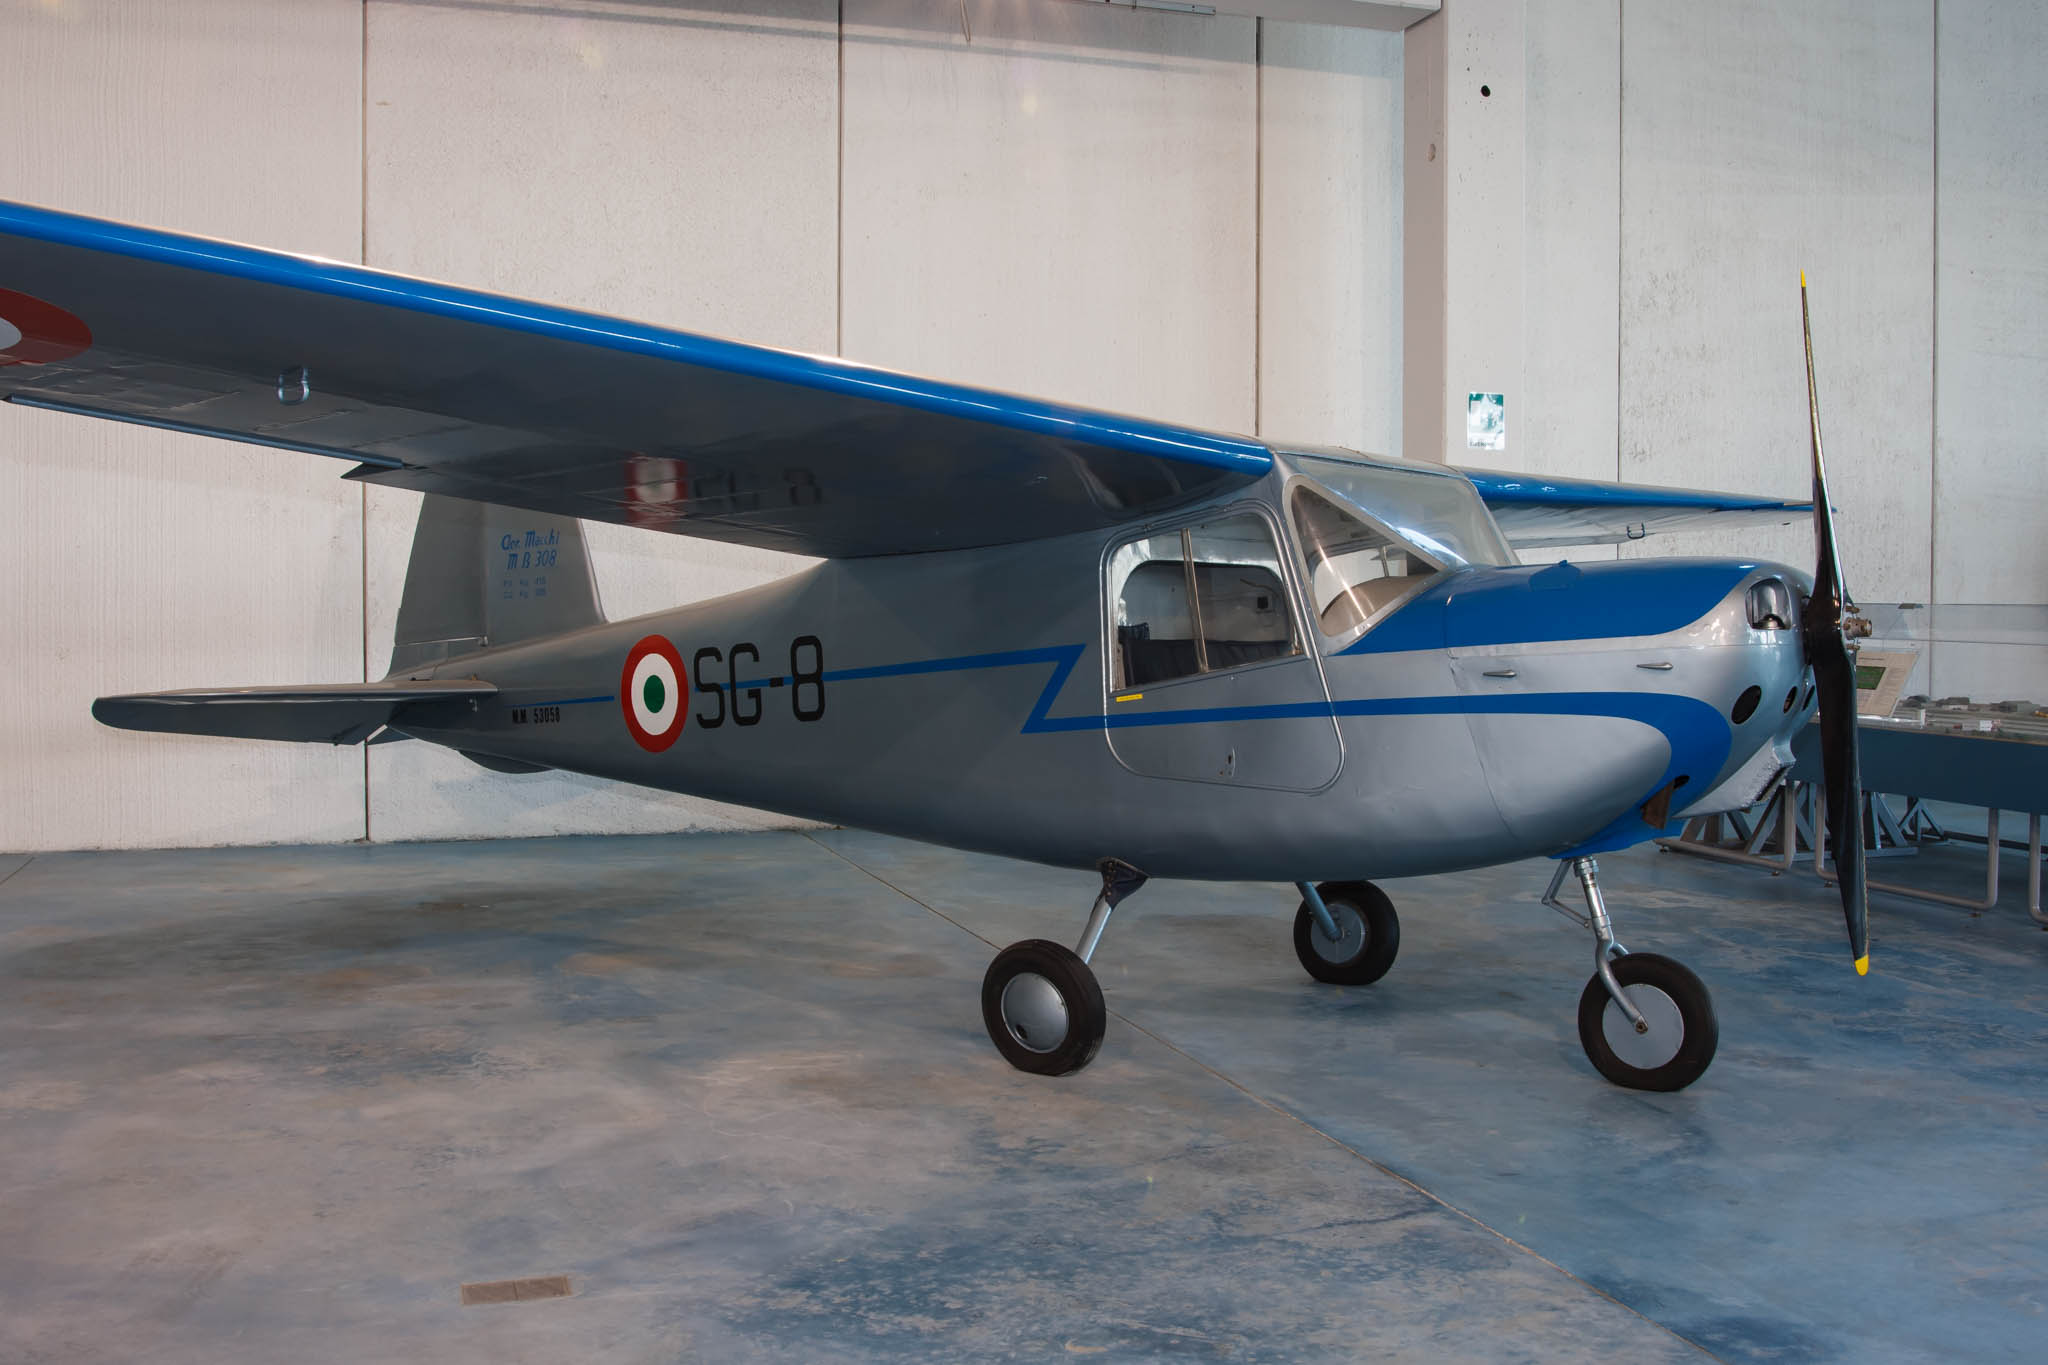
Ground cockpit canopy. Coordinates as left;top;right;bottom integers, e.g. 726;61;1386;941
1281;451;1516;641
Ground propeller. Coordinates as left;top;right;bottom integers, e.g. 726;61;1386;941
1798;272;1871;975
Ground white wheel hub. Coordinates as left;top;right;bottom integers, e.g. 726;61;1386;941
1311;902;1366;964
1000;972;1069;1053
1603;983;1685;1071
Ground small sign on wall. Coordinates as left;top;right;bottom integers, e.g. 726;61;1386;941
1467;392;1505;450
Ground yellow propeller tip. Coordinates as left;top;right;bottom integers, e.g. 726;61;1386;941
1800;269;1808;287
1854;954;1869;976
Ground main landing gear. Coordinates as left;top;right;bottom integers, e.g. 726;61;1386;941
1292;880;1401;985
981;859;1147;1076
981;856;1715;1093
1544;857;1718;1091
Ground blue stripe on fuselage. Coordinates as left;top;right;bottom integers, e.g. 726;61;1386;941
1339;559;1758;656
793;645;1727;856
773;643;1722;752
802;650;1728;810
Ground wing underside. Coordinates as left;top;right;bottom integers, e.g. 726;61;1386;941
1460;467;1812;548
0;200;1267;559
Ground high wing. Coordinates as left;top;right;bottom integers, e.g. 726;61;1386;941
1460;466;1812;549
0;199;1266;559
2;199;1809;558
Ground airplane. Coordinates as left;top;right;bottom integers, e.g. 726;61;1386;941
0;199;1870;1093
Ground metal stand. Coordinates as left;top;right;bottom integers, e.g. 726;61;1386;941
1816;800;2046;924
1897;798;1949;844
1662;779;1924;872
2035;816;2045;928
1668;777;2046;926
1075;859;1148;965
1542;857;1646;1033
1657;775;1806;872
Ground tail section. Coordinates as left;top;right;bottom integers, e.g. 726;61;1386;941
93;496;599;745
388;496;604;676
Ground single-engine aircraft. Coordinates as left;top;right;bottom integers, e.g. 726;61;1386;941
0;200;1871;1092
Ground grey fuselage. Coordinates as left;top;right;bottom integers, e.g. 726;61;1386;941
394;452;1813;883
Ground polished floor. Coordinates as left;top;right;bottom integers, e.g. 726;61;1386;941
1;827;2042;1363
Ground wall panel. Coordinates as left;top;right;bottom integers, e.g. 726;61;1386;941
362;0;836;841
1258;21;1403;455
0;0;365;851
1522;0;1617;487
1617;0;1934;602
842;0;1257;435
1934;0;2048;608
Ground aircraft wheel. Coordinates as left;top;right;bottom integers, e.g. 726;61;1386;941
981;939;1106;1076
1292;881;1400;986
1577;952;1718;1092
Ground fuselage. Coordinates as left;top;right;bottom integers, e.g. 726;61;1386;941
393;450;1814;882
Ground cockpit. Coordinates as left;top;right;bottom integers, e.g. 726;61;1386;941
1103;452;1519;691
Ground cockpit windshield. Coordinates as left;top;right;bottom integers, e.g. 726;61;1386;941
1290;485;1443;637
1288;452;1515;569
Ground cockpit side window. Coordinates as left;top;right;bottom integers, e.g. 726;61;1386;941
1289;484;1444;638
1110;511;1300;689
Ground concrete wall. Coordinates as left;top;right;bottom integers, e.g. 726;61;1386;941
1615;0;1935;604
1260;19;1404;455
1;0;368;853
1935;0;2048;608
1522;0;1617;488
843;1;1258;433
1413;0;2041;612
2;0;1403;851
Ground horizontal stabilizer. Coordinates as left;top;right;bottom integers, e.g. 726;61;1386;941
92;679;496;745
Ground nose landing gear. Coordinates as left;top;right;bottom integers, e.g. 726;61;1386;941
1545;857;1718;1091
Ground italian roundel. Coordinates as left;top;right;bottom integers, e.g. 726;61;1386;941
620;635;688;752
0;288;92;367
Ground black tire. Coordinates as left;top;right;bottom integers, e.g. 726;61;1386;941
1292;881;1400;986
1576;952;1718;1092
981;939;1107;1076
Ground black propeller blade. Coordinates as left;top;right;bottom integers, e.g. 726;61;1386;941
1798;273;1870;974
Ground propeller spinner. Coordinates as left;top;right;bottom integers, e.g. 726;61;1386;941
1798;273;1871;975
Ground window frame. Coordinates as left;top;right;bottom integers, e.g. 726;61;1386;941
1283;476;1450;651
1100;500;1313;696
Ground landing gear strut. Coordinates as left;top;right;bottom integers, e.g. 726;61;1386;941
981;859;1146;1076
1544;857;1718;1091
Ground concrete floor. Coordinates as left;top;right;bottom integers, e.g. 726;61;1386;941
1;830;2042;1363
